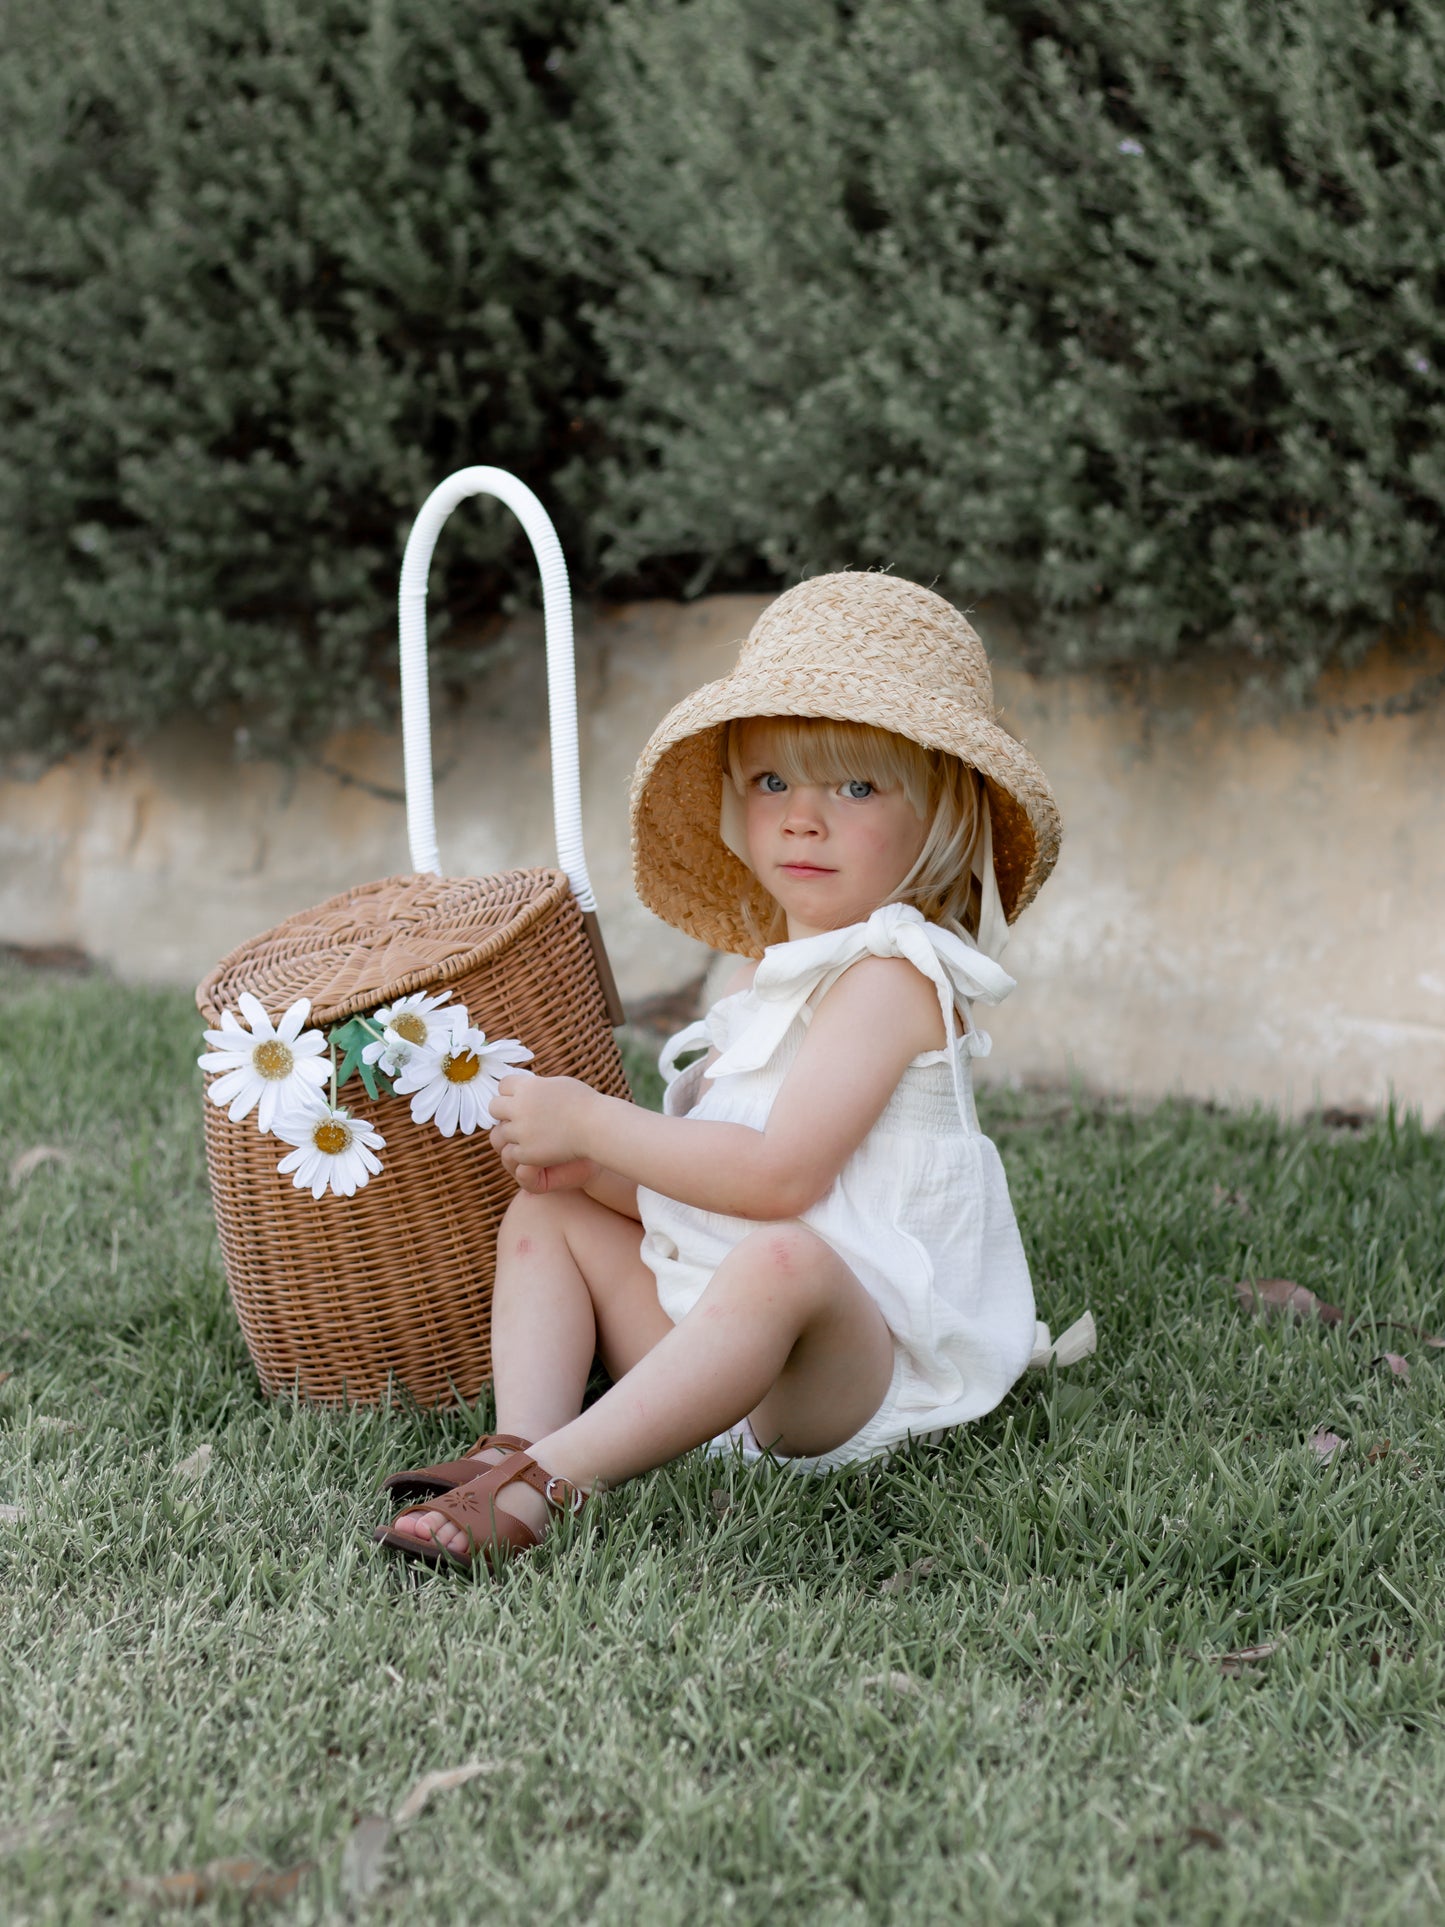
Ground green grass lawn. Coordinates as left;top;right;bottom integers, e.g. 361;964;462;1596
1;961;1442;1924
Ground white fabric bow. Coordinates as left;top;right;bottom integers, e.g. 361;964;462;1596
708;903;1015;1126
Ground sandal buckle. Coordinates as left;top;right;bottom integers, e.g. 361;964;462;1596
544;1475;586;1516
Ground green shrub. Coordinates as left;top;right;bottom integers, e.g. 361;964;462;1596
0;0;602;762
3;0;1443;764
560;0;1445;685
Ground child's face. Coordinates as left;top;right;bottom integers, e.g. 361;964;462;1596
735;720;931;940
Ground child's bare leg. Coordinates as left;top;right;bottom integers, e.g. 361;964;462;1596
393;1222;893;1560
528;1224;893;1493
389;1185;669;1551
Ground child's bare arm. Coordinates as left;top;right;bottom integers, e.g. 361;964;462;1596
494;959;760;1216
490;956;943;1221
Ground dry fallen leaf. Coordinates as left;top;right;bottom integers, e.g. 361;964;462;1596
9;1145;72;1184
0;1372;11;1388
1366;1439;1391;1464
861;1670;921;1697
339;1814;392;1901
1308;1426;1347;1464
1217;1642;1280;1676
393;1761;492;1827
1373;1353;1411;1386
0;1504;24;1525
172;1443;213;1481
123;1857;313;1906
1235;1278;1343;1327
1183;1825;1227;1851
880;1558;937;1595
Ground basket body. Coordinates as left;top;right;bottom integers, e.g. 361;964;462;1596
196;868;629;1408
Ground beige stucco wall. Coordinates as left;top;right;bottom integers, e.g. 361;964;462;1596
3;596;1442;1121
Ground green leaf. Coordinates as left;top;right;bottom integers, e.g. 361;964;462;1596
327;1017;394;1102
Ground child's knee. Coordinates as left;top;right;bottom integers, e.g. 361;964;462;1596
499;1185;571;1249
740;1222;839;1298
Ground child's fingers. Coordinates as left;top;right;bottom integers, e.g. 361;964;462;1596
493;1072;534;1110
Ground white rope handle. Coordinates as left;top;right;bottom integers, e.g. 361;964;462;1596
397;467;596;911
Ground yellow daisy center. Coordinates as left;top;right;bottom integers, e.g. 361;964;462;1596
392;1013;428;1045
253;1039;295;1080
442;1049;481;1085
312;1119;351;1155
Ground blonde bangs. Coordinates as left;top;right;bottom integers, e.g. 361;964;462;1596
724;716;934;816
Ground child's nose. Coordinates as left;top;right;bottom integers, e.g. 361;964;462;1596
782;788;826;832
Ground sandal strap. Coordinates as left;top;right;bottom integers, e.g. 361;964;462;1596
456;1450;591;1519
386;1451;589;1560
379;1432;533;1497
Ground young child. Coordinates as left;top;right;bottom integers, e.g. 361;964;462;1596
377;570;1066;1572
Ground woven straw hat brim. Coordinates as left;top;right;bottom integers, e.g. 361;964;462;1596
630;664;1062;958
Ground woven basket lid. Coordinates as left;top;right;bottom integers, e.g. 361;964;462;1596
196;870;574;1027
629;572;1062;956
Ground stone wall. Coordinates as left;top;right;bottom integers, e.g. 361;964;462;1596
3;596;1442;1122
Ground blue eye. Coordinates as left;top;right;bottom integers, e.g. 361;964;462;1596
843;779;874;799
757;772;788;794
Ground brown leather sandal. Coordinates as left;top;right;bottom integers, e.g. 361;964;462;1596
378;1432;533;1504
373;1450;590;1574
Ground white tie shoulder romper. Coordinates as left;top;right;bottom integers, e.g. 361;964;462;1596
636;903;1045;1473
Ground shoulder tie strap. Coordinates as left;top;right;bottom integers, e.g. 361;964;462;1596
707;905;1016;1128
658;1019;712;1088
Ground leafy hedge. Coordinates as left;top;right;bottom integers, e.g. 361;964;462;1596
2;0;1442;760
562;0;1445;686
0;0;602;761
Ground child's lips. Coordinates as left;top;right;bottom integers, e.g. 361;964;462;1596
778;862;836;878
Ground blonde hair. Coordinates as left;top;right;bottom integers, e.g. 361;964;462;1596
722;716;985;947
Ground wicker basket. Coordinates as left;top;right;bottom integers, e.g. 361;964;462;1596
196;470;628;1408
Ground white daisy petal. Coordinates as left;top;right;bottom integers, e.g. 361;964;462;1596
276;999;312;1043
237;992;273;1035
226;1084;261;1123
206;1066;251;1106
199;1051;244;1076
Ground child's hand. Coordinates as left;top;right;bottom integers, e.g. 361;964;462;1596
489;1072;596;1175
497;1142;599;1196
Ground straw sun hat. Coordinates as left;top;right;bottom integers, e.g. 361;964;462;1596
630;571;1062;958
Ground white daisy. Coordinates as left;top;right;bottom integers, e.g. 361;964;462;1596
392;1027;534;1138
274;1101;385;1200
199;993;330;1134
360;990;465;1077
